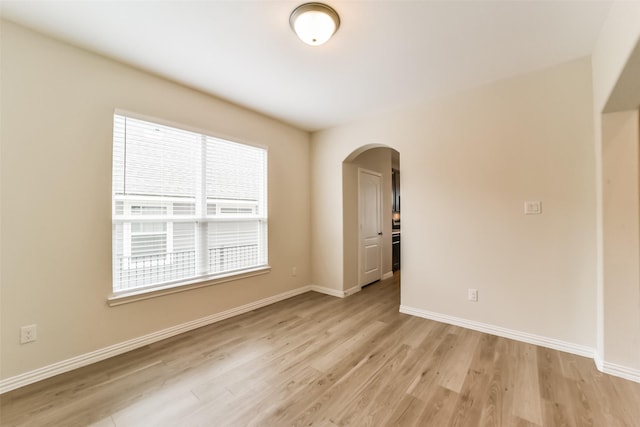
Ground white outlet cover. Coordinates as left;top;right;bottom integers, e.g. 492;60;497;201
524;201;542;215
20;324;37;344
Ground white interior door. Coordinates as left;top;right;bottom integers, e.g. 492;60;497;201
359;168;382;286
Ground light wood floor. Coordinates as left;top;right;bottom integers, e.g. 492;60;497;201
2;273;640;426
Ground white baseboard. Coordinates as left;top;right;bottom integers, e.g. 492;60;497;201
309;284;361;298
593;349;640;382
399;305;595;358
309;284;345;298
601;360;640;383
382;271;394;280
0;285;312;394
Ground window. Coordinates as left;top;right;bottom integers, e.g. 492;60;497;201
112;113;268;294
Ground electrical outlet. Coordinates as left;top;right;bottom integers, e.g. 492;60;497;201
20;324;37;344
468;288;478;302
524;201;542;215
291;267;297;277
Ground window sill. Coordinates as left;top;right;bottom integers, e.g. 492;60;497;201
107;266;271;307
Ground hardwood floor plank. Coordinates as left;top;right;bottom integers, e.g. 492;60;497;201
110;388;201;426
512;343;544;425
447;368;490;427
541;400;575;427
415;385;458;425
309;320;389;373
87;417;116;427
436;328;482;393
448;334;499;426
406;331;459;401
478;370;504;427
384;394;427;427
331;345;423;426
537;346;566;404
225;365;326;427
398;315;436;349
283;338;408;426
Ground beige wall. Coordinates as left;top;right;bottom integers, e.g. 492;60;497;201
342;147;394;289
312;57;597;347
0;21;311;380
591;0;640;371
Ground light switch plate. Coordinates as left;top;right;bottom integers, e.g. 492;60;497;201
524;201;542;215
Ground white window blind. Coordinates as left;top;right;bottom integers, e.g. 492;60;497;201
112;114;267;293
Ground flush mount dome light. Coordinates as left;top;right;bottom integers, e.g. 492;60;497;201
290;3;340;46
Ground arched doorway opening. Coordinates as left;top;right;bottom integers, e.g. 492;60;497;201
342;145;400;293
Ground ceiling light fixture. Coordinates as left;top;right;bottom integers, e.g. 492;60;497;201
290;3;340;46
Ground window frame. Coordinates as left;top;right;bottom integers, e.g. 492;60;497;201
109;110;270;306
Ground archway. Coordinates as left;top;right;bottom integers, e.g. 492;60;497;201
342;145;400;294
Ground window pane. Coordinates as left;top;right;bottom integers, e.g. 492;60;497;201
173;222;195;252
113;116;200;198
174;202;196;216
131;222;166;233
131;205;167;216
207;221;265;272
112;113;267;293
206;137;267;216
131;233;167;257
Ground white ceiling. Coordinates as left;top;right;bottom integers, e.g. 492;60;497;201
1;1;613;132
